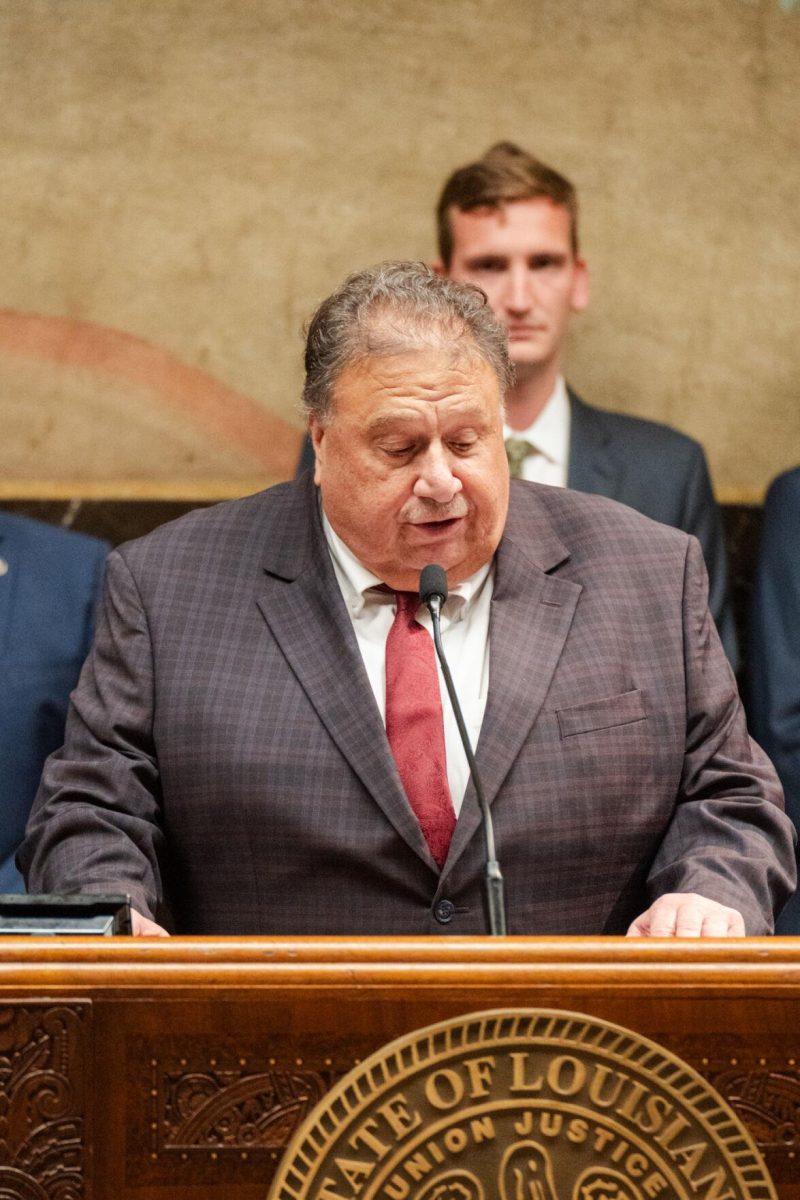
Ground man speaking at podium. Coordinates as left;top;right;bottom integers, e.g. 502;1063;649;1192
20;264;795;937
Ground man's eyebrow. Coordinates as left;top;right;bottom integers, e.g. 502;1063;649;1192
462;253;508;266
365;413;420;437
365;402;490;438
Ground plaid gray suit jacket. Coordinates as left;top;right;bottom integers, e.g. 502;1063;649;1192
20;475;796;934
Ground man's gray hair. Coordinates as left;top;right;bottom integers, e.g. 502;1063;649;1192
302;261;514;422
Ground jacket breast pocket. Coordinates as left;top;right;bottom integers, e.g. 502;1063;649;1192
556;689;647;739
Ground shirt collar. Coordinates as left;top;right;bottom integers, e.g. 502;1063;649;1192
322;509;492;622
504;374;570;466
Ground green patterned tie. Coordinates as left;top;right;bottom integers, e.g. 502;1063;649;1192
505;437;535;479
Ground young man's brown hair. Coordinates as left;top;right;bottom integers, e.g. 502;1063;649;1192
436;141;580;265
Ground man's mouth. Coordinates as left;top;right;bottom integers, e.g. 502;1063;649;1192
417;517;460;530
408;515;464;536
508;324;545;337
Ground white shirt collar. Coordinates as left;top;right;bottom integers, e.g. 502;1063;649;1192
504;375;570;466
322;510;492;622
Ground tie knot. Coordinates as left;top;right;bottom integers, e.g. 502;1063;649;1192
394;591;421;619
505;436;535;479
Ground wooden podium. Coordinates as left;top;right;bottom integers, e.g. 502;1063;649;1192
1;937;799;1198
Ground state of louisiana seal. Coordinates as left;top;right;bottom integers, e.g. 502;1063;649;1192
269;1009;776;1200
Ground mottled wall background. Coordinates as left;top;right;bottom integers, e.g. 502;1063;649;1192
0;0;797;501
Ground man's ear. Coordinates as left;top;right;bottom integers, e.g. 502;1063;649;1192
430;260;447;278
571;258;590;313
309;417;325;485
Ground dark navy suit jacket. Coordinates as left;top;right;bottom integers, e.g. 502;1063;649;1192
296;390;737;666
748;468;800;933
566;393;736;667
0;513;108;891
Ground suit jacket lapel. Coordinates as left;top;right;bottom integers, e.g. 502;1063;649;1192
567;388;621;500
255;478;438;872
442;485;582;876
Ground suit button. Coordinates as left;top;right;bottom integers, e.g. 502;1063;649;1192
434;899;455;924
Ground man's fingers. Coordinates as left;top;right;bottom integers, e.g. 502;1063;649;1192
726;910;746;937
647;900;680;938
627;893;746;939
131;909;170;937
673;900;707;937
626;899;678;937
699;911;730;938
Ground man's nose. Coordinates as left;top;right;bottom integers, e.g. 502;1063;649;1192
503;265;534;315
413;445;463;504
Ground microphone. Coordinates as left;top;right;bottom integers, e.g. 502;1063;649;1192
419;564;507;937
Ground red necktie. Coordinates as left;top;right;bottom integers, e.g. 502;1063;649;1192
385;592;456;869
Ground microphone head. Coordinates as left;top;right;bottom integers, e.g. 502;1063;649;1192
420;564;448;606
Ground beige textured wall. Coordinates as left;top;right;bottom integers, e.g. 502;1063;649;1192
0;0;798;500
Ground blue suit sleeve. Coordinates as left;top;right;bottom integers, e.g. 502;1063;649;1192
81;536;110;657
748;470;800;929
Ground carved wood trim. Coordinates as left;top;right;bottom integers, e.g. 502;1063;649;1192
125;1034;351;1186
0;1002;90;1199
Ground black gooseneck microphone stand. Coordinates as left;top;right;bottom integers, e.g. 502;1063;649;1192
419;563;507;936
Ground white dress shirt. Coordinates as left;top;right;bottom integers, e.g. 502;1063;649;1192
504;375;570;487
323;513;493;815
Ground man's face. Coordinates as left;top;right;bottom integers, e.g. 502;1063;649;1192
311;344;509;591
441;197;589;375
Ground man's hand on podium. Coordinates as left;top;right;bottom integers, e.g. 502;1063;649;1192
128;896;747;938
627;892;745;938
131;909;170;936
